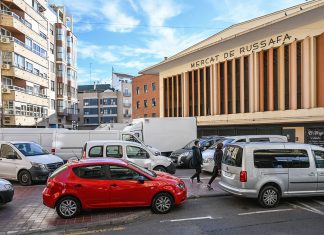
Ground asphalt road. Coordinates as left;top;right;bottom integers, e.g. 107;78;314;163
64;195;324;235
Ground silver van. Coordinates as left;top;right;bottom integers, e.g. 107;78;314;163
219;142;324;207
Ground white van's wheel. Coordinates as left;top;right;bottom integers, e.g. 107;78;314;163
154;166;166;172
18;170;32;186
258;185;280;208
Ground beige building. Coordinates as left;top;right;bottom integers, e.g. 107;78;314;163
78;84;118;130
0;0;77;128
141;0;324;145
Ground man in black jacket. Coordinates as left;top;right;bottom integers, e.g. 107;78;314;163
207;143;223;190
190;140;203;183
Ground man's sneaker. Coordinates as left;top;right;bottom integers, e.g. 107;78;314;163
207;184;214;190
190;178;193;183
197;181;203;184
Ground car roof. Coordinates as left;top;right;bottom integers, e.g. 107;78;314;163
68;158;128;167
0;141;35;144
227;142;324;150
224;135;286;139
85;140;141;146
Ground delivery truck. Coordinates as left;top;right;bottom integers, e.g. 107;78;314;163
123;117;197;156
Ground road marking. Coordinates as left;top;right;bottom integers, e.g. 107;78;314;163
238;208;293;216
160;216;216;223
313;200;324;206
289;202;324;215
65;226;125;235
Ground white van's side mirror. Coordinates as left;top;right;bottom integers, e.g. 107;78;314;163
154;151;159;156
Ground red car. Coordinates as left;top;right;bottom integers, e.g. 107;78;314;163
43;158;187;219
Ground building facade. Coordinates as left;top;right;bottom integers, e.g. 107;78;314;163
78;84;118;130
141;0;324;145
0;0;77;128
112;72;133;123
132;74;159;118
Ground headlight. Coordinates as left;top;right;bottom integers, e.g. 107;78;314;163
176;183;185;190
203;158;213;163
31;162;47;170
179;152;190;157
0;184;13;191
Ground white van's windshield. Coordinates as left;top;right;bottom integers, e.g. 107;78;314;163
14;143;48;156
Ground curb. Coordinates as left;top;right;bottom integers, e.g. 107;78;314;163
5;210;150;235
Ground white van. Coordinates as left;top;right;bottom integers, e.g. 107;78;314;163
202;135;288;173
83;140;176;174
52;130;160;162
0;141;64;186
219;142;324;207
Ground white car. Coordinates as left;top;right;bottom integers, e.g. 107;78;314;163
83;140;176;174
202;135;288;173
0;141;64;186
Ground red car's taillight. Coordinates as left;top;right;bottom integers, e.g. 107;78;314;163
240;171;247;182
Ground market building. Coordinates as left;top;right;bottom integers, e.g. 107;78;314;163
140;0;324;145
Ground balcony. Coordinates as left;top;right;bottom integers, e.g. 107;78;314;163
123;103;131;108
2;85;49;106
1;36;48;67
1;114;47;126
0;10;47;47
57;106;68;116
123;92;131;97
1;64;48;87
123;114;132;118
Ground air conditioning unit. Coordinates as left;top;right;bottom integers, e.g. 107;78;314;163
1;37;11;44
2;64;10;70
2;88;11;94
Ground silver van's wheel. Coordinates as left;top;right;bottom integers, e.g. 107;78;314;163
258;185;280;208
152;193;174;214
56;196;81;219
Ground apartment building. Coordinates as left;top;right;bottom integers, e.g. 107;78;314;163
78;84;118;130
141;0;324;144
132;74;159;118
112;72;133;123
0;0;77;128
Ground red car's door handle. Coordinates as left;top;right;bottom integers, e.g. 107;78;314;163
110;184;118;187
74;184;82;188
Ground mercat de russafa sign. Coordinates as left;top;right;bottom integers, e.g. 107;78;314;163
190;33;293;69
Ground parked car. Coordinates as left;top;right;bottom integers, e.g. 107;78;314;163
170;136;224;168
0;179;14;205
0;141;64;186
82;140;176;174
43;158;187;219
202;135;288;173
219;142;324;208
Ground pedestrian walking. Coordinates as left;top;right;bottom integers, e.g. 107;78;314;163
190;140;203;183
207;142;224;190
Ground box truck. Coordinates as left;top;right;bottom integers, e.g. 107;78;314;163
123;117;197;156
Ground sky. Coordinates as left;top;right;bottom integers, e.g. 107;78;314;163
49;0;306;85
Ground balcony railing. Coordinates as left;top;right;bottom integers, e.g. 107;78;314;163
3;108;47;117
123;103;131;108
123;92;131;97
12;37;47;58
2;85;48;99
123;114;132;118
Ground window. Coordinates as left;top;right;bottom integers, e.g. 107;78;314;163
122;134;140;143
84;99;98;106
106;145;122;158
0;144;19;159
136;101;140;109
249;138;270;142
236;139;246;143
126;146;149;159
222;146;243;167
50;61;55;73
84;117;99;124
84;108;98;115
88;146;103;158
25;37;32;49
254;149;309;168
73;165;107;180
136;87;140;95
152;83;156;91
144;100;148;108
50;24;54;36
144;85;148;93
152;98;156;107
314;150;324;168
51;81;55;91
50;43;54;54
109;165;140;180
51;99;55;109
